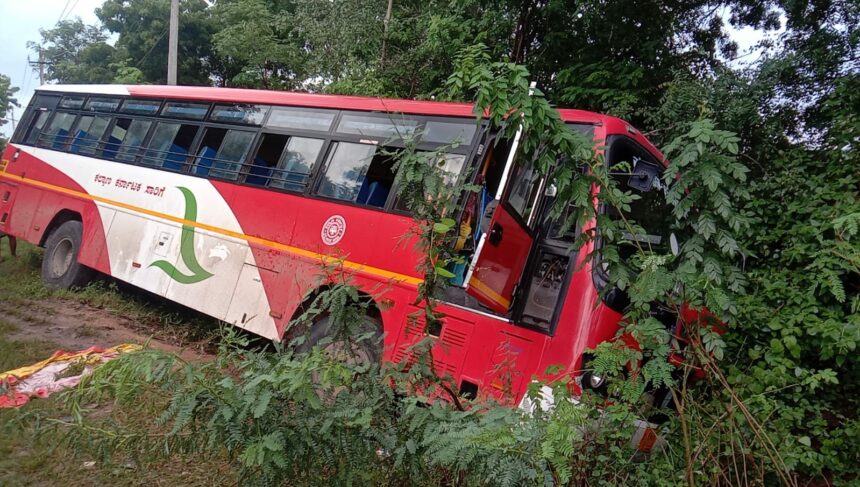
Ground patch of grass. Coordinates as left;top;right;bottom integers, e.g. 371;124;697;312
0;244;53;301
0;319;233;486
0;320;59;372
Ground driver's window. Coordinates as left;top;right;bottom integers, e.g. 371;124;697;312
506;158;543;225
607;151;672;258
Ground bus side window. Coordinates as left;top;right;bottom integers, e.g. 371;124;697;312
69;115;111;155
192;127;255;181
39;112;77;151
245;134;324;192
106;118;152;162
22;110;50;146
506;158;543;225
270;137;324;192
315;142;395;208
142;122;199;171
246;134;289;187
393;153;466;212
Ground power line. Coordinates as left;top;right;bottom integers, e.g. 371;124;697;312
22;59;33;93
56;0;72;24
60;0;81;22
136;28;169;68
19;59;29;92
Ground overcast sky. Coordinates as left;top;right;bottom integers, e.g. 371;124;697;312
1;0;105;137
0;1;780;139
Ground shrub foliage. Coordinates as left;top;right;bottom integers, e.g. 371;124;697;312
9;51;856;487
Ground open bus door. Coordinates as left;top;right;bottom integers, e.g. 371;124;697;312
464;125;545;315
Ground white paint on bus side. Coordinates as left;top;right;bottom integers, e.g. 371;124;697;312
35;85;132;96
20;146;281;341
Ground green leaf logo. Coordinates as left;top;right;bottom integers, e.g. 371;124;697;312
150;187;214;284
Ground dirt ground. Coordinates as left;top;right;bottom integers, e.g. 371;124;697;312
0;296;212;362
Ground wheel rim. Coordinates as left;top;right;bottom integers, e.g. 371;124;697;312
50;237;75;278
322;339;373;366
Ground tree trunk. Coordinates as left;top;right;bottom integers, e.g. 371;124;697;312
380;0;394;65
511;0;533;64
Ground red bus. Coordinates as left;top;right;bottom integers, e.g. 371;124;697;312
0;84;670;405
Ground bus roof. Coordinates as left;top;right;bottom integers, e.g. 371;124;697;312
35;84;663;160
37;84;612;124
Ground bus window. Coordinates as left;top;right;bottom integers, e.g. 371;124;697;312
210;104;268;126
119;99;161;116
605;138;671;260
393;153;466;211
246;134;324;191
267;107;335;132
337;114;419;140
316;142;396;207
107;118;152;162
246;134;288;186
422;120;477;145
506;159;543;225
608;159;671;258
69;115;111;155
84;97;121;112
143;122;199;170
270;137;324;192
22;110;50;146
192;128;255;180
59;96;85;109
161;102;209;120
39;112;76;151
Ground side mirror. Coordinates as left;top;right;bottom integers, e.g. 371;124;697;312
628;161;660;192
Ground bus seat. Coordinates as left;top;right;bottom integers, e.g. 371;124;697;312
52;129;69;150
246;157;273;186
69;129;88;153
192;146;217;175
161;143;190;171
102;136;122;159
357;180;389;207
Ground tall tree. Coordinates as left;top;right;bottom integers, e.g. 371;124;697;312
0;74;20;154
210;0;310;89
97;0;220;85
28;18;119;84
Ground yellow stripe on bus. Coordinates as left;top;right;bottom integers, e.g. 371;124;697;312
467;275;511;309
0;173;423;287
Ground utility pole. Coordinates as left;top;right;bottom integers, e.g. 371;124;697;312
167;0;179;85
38;47;45;85
28;47;50;86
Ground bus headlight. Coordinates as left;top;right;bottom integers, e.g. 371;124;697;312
581;371;606;390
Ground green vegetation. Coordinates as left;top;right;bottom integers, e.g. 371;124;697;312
0;0;856;485
0;321;57;372
0;320;221;486
0;73;18;153
5;59;853;485
0;244;228;485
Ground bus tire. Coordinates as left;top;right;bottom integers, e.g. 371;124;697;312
297;314;383;365
41;220;94;290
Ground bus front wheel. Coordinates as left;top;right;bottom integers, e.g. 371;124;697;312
41;221;94;290
297;315;383;366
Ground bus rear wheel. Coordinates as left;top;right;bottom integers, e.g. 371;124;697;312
41;221;94;290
